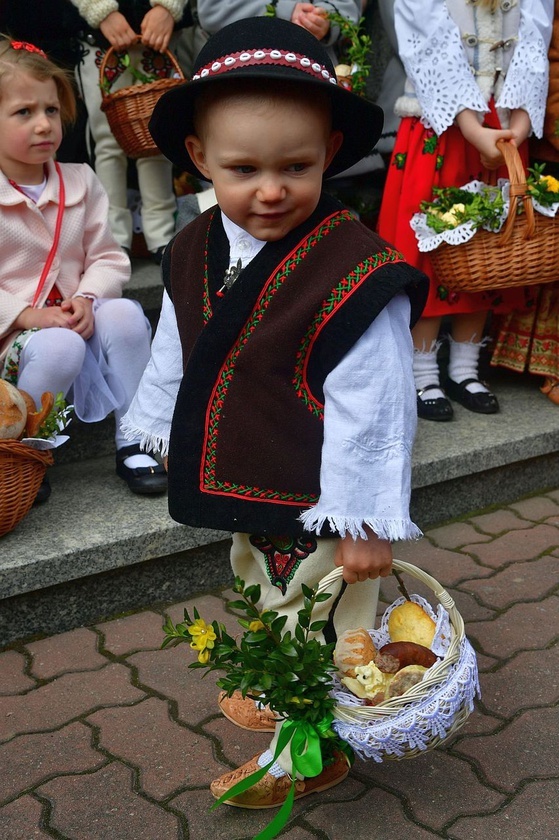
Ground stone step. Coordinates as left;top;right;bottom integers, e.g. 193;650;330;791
1;367;558;647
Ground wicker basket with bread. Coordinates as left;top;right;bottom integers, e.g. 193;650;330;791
0;380;58;536
319;560;479;762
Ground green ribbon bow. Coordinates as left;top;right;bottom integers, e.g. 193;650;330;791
211;714;334;840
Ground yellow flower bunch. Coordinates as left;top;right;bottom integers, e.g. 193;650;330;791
539;174;559;193
186;617;217;664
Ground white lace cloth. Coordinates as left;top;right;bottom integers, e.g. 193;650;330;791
411;178;559;253
394;0;553;137
330;595;480;762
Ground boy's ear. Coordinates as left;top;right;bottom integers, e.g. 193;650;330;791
185;135;211;180
323;130;344;172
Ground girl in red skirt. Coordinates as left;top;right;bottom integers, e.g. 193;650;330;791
377;0;553;420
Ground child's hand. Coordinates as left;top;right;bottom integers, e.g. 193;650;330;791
509;108;532;149
455;109;517;170
60;297;95;339
141;5;175;52
291;4;330;41
334;526;393;584
100;11;137;50
13;305;72;331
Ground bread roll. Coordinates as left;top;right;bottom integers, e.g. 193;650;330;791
0;380;27;439
387;601;436;649
25;392;54;438
334;628;378;678
385;665;427;699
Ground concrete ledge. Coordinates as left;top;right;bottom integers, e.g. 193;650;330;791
0;455;227;601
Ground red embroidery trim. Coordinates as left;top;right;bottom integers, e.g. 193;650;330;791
192;49;337;86
10;41;47;59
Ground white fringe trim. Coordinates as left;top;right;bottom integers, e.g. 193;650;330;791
298;510;423;542
119;418;169;457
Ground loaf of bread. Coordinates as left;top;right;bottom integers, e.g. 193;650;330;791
0;380;27;440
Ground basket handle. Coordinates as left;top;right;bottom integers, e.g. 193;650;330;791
497;138;535;244
99;35;185;98
316;559;465;639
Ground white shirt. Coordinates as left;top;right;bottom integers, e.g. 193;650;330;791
122;214;421;541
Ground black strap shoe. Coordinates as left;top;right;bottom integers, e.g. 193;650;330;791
416;385;454;421
34;476;51;504
445;378;499;414
116;444;168;495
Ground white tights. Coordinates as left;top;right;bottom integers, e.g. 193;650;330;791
17;298;151;451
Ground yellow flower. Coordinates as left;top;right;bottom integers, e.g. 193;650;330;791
439;203;466;226
540;174;559;193
187;617;216;663
249;620;265;632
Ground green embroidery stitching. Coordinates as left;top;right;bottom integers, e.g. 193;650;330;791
293;247;405;418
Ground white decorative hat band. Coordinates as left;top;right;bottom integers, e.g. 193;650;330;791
191;49;338;85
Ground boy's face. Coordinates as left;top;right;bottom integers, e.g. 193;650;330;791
185;92;342;242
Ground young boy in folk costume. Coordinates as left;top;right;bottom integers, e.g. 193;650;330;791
122;16;428;807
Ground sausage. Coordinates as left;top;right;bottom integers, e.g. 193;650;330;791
378;641;438;670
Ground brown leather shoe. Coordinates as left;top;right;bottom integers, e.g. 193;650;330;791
210;750;351;808
218;690;278;732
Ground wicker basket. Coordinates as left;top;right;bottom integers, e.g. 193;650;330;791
429;140;559;292
0;440;53;536
317;560;480;762
100;38;185;159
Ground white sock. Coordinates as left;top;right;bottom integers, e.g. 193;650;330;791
413;345;444;401
122;453;160;469
448;338;490;394
258;750;286;778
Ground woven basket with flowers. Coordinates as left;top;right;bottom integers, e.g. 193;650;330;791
100;36;185;159
412;140;559;292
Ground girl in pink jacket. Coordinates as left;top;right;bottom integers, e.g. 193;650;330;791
0;37;167;500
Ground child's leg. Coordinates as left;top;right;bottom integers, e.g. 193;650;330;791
74;43;133;250
446;311;499;414
17;328;86;406
90;299;151;447
91;299;167;493
412;316;453;421
230;532;380;639
136;156;177;256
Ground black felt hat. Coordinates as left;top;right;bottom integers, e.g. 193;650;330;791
149;15;383;179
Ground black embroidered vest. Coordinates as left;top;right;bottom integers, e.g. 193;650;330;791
164;194;428;536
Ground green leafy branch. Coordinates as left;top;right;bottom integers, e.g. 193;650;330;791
162;577;348;754
34;393;73;440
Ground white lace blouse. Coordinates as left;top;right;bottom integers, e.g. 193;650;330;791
394;0;553;137
122;214;421;542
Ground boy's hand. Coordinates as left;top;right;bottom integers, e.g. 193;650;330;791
100;11;137;49
141;5;175;52
334;526;393;584
60;297;95;339
291;4;330;41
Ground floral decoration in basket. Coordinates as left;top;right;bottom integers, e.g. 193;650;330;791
412;166;559;253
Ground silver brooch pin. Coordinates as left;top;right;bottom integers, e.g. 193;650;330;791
217;258;243;297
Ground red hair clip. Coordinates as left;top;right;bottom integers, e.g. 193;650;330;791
10;41;47;59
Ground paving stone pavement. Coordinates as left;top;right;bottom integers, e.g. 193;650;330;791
1;490;558;840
